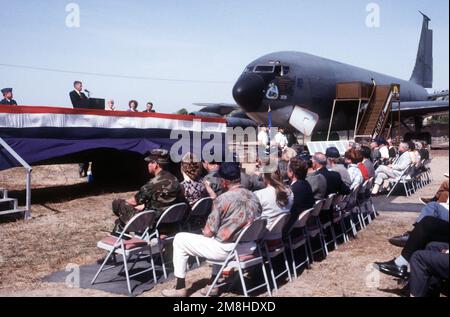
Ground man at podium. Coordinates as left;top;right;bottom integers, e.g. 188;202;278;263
69;81;90;109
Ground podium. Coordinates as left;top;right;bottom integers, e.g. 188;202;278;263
89;98;105;110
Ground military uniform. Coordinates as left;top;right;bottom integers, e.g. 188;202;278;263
112;150;182;228
0;88;17;106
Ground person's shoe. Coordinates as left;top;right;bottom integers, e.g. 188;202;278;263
200;285;220;297
389;232;410;248
373;259;408;279
419;197;436;205
161;288;188;297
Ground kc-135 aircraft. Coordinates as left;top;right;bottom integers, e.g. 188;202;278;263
196;12;449;142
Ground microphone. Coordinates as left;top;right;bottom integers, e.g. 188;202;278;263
84;89;91;98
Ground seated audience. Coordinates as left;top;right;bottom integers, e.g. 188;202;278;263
408;141;421;165
418;141;430;161
283;157;315;233
387;138;397;159
378;138;390;163
370;141;381;163
420;176;449;205
254;169;294;228
112;149;182;229
361;146;375;179
313;152;350;196
374;216;449;287
202;161;225;198
344;149;364;190
409;242;449;297
355;150;370;181
162;162;262;297
372;142;412;195
180;153;207;207
127;100;139;112
326;147;352;188
304;157;327;201
240;163;265;192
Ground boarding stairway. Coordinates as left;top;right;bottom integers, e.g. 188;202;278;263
0;137;32;219
354;84;399;141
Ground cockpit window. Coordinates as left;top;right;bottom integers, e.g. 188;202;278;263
254;65;275;73
244;66;254;73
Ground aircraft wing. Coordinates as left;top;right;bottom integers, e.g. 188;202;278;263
392;100;449;117
193;103;239;116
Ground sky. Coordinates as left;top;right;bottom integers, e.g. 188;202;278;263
0;0;448;113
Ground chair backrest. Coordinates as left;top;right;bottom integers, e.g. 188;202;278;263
310;200;325;217
264;213;290;240
155;203;189;228
237;218;268;244
322;194;336;211
189;197;213;218
294;208;312;228
121;210;157;238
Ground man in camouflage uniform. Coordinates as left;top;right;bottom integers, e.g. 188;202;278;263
162;162;262;297
112;149;182;229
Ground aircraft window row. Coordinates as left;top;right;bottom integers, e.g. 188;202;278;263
253;65;276;73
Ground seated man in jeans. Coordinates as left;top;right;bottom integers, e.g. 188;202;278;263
388;201;448;247
111;149;182;230
162;162;262;297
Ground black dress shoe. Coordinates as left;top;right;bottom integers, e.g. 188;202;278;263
389;232;410;248
373;259;408;279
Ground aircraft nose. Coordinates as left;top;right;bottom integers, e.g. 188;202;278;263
232;73;265;112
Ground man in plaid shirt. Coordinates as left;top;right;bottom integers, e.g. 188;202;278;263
162;162;262;297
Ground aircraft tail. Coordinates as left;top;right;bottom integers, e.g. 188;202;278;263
410;12;433;88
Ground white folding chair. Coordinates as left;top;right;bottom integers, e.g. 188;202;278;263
263;213;292;291
387;165;414;198
286;208;313;279
341;185;362;238
205;218;272;297
320;194;339;251
306;200;328;260
91;210;157;295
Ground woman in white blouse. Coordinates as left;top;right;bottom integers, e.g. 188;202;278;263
254;170;294;228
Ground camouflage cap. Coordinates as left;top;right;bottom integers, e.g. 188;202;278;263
144;149;170;165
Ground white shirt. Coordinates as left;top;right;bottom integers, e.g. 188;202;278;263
254;186;293;228
275;132;288;149
379;146;390;159
258;130;269;147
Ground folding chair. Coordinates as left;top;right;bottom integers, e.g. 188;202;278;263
331;194;349;244
358;177;377;224
91;210;158;295
263;213;292;291
149;202;189;280
341;185;361;238
205;218;272;297
387;165;414;198
285;208;313;278
185;197;213;267
320;194;339;251
306;200;328;260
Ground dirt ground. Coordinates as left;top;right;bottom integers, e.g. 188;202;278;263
0;151;448;297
